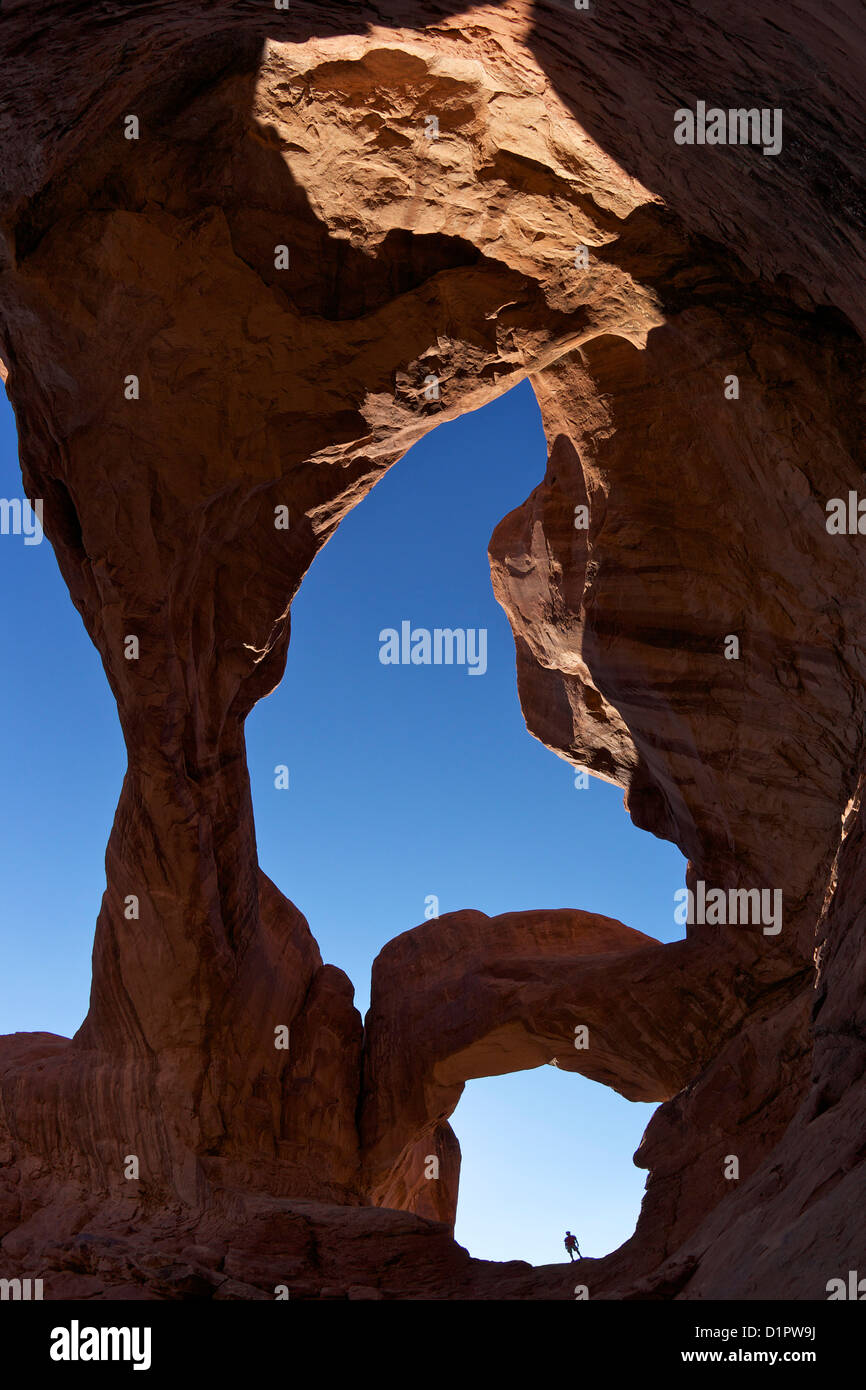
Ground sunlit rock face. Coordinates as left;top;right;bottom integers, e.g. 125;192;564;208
0;2;864;1298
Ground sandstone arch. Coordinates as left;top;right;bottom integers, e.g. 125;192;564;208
0;4;864;1299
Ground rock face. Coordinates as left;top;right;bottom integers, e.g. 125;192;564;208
0;1;864;1298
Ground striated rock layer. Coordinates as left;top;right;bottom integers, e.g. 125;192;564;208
0;1;864;1297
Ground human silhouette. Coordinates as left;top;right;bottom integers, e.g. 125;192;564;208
564;1230;581;1261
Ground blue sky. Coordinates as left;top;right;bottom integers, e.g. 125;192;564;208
0;378;686;1268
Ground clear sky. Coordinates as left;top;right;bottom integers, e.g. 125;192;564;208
0;377;686;1269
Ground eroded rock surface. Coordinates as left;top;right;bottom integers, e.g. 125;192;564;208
0;1;864;1298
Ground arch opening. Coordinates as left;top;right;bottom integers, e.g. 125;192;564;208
246;376;687;1256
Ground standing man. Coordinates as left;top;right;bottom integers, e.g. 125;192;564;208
564;1230;581;1261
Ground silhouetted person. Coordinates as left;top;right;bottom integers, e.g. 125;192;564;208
564;1230;581;1261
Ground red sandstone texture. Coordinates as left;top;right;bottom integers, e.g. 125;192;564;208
0;1;864;1298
